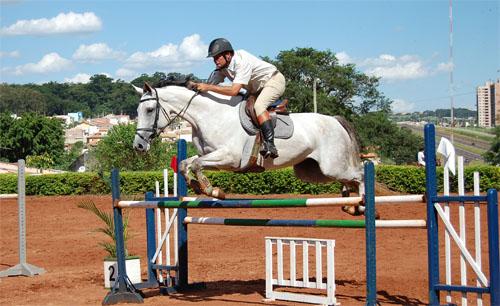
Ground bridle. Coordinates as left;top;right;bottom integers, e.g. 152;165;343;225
135;86;198;144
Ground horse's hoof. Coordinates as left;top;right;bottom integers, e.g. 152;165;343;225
342;206;357;216
211;187;225;199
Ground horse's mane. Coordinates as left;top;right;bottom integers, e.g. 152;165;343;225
154;75;193;89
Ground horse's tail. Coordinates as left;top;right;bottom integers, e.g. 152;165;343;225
334;116;361;161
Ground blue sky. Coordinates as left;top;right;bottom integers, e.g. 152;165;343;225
0;0;498;113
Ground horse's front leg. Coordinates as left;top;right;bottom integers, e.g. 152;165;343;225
179;156;204;194
189;149;238;199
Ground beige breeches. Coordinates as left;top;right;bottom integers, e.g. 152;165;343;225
254;72;286;116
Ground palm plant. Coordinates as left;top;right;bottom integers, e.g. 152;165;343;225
77;200;132;259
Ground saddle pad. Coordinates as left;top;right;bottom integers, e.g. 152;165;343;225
239;100;294;139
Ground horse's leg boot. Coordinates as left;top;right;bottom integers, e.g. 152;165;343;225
259;119;278;159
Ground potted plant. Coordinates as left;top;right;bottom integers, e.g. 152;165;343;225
77;200;141;288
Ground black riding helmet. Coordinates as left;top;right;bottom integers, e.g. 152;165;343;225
207;38;234;58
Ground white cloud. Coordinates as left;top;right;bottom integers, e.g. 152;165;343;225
0;12;102;36
391;98;415;113
336;51;352;65
436;61;454;73
360;54;429;81
115;68;136;79
73;43;125;62
64;73;91;84
5;52;72;75
123;34;207;70
0;50;20;58
178;34;206;60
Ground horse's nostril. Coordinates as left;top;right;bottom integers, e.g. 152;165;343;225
137;143;143;150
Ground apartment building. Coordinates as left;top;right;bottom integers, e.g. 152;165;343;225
477;80;499;127
496;81;500;126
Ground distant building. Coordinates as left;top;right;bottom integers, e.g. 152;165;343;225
477;79;499;127
64;126;85;148
68;112;83;123
496;81;500;126
53;115;72;126
104;114;130;125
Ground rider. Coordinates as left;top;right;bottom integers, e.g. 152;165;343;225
193;38;286;159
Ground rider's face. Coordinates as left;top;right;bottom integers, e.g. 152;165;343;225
213;52;228;69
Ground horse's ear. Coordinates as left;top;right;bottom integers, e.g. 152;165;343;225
132;84;143;95
143;82;154;94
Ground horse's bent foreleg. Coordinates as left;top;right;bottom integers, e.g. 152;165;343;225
179;156;204;194
191;163;225;199
189;149;238;199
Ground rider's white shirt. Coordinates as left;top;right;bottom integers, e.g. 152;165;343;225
208;49;277;93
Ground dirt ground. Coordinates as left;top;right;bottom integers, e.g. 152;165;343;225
0;191;494;306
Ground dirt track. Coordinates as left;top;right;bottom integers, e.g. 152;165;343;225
0;194;493;306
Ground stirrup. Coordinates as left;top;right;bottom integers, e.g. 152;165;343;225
260;143;279;159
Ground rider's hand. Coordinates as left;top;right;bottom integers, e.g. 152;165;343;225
196;83;210;92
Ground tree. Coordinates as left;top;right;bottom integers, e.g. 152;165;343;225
354;112;423;164
0;84;48;115
86;74;115;115
483;127;500;166
131;72;167;87
26;153;54;171
57;141;84;171
262;48;425;164
87;124;175;172
0;112;65;162
262;48;391;119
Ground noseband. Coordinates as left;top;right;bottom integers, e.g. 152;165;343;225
135;87;198;144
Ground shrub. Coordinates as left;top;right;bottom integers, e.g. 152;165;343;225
0;165;498;196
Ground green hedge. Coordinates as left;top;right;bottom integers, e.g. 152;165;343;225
0;173;109;195
0;166;498;196
376;165;500;193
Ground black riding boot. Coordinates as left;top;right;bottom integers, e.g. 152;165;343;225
260;120;279;159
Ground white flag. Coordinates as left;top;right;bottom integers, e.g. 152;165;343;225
437;137;456;175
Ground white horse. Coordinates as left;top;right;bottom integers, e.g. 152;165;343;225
133;82;365;215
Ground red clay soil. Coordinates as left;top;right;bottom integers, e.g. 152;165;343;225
0;191;494;306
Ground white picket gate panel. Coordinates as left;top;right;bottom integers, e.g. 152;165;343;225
265;237;338;306
438;140;486;305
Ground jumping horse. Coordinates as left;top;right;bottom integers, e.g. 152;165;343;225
133;80;366;216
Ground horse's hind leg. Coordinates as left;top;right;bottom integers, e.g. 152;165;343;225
341;181;380;219
341;182;363;216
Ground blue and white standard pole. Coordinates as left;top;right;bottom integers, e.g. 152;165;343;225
364;161;377;306
102;169;143;305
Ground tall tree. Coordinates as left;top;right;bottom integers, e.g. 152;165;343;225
0;112;65;162
87;124;173;172
262;48;391;119
0;84;48;115
354;112;423;164
85;74;115;115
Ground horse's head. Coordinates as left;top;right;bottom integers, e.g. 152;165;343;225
132;82;169;152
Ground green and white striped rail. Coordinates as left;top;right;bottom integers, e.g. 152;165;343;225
117;194;424;209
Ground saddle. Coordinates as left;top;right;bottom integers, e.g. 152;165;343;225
244;95;289;127
239;96;294;139
238;96;294;173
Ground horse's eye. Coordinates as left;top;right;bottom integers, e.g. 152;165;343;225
146;107;154;113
